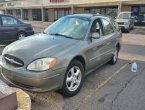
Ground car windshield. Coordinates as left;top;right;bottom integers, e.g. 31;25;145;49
44;16;90;40
118;13;131;19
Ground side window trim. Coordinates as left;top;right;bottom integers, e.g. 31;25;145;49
0;16;2;25
111;19;120;31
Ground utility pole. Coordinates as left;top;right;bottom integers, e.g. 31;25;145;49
118;1;122;15
71;0;74;14
41;0;44;22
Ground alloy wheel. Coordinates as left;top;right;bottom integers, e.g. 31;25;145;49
66;66;82;92
18;33;26;40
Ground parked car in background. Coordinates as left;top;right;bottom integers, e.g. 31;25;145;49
0;14;122;97
115;12;134;32
0;14;34;43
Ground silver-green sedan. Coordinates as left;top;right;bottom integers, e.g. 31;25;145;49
0;14;122;97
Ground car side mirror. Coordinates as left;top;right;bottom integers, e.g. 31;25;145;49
92;33;100;39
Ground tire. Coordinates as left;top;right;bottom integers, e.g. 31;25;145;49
17;32;26;40
109;46;119;65
131;26;134;30
61;60;84;97
126;28;130;33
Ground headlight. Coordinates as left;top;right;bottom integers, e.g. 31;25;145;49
27;58;57;71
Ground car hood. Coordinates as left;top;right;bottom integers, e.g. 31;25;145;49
115;19;130;23
2;33;79;64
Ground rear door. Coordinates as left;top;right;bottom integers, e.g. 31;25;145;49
0;15;18;41
0;16;2;41
100;18;117;62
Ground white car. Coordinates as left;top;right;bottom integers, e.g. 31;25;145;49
115;12;134;33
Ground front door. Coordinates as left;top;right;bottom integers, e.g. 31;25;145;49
86;18;105;72
100;18;117;62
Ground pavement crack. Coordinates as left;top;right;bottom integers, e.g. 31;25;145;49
74;62;129;110
109;66;145;110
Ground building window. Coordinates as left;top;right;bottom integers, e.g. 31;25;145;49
106;8;118;18
84;7;117;18
23;9;29;20
16;9;21;19
132;6;145;26
7;10;13;15
54;9;70;21
32;9;42;21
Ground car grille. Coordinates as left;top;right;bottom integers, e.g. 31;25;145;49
118;22;124;25
11;80;34;89
4;54;24;67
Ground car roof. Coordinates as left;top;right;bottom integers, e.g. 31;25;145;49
67;14;112;20
0;14;16;17
120;12;132;13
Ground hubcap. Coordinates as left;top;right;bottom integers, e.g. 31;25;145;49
66;66;82;92
113;48;118;62
19;33;25;40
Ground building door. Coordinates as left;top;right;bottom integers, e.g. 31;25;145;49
32;9;42;21
44;9;49;22
16;9;21;19
23;9;29;20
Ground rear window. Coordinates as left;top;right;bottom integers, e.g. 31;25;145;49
111;20;119;31
118;13;131;19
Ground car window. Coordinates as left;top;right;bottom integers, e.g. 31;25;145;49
111;19;119;31
102;18;114;35
0;17;2;25
118;13;131;19
90;19;103;37
1;16;18;25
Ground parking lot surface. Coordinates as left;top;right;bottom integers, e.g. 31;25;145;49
0;27;145;110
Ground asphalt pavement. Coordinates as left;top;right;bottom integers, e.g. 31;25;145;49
0;27;145;110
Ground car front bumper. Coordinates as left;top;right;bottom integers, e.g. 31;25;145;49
0;60;66;92
26;30;34;36
118;25;129;30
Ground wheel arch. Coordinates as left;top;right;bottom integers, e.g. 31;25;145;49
116;43;121;51
17;31;27;36
69;55;86;72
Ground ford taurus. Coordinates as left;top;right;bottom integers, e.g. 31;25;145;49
0;14;122;97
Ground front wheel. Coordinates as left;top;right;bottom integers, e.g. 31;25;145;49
61;60;84;97
17;32;26;40
126;28;130;33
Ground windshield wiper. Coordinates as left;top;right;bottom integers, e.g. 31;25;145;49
49;33;73;39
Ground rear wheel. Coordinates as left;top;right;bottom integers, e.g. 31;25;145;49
17;32;26;40
61;60;84;97
126;27;130;33
109;46;119;65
